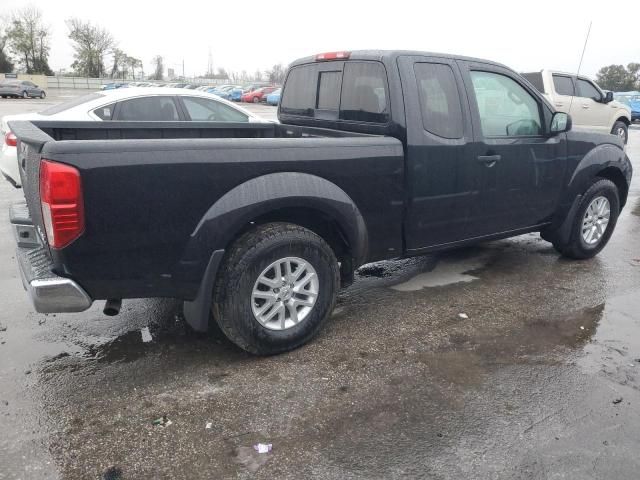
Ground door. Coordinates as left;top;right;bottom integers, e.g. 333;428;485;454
574;77;609;132
549;73;576;115
399;56;477;250
459;63;566;237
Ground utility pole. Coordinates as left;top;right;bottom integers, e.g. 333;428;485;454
182;59;185;79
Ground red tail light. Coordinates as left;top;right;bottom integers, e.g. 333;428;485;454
4;131;17;147
316;51;351;61
39;160;84;249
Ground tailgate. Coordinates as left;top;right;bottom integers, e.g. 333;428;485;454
8;120;55;248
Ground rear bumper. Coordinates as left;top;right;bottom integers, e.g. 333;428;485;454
10;202;92;313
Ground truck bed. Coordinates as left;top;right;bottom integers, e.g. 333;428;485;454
10;120;405;302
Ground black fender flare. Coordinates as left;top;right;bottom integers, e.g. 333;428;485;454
182;172;368;332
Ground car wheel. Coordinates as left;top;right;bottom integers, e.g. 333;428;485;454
1;96;6;99
22;91;29;99
40;91;46;99
611;121;628;144
552;179;620;259
253;96;260;103
212;222;339;355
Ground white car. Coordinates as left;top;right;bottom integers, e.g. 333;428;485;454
1;88;268;187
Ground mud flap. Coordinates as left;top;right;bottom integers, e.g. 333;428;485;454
183;249;225;332
541;195;582;245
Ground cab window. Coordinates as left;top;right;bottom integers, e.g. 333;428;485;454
414;63;463;139
470;71;542;137
339;62;388;123
552;75;575;96
576;79;602;101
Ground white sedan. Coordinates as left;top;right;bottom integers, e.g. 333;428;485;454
1;88;268;187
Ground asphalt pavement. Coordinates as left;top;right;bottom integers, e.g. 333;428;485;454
1;90;640;480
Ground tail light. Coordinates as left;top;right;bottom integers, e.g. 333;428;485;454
4;131;17;147
39;160;84;249
316;51;350;61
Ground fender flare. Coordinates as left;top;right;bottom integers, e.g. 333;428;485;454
182;172;368;332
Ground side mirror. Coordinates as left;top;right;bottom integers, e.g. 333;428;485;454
603;91;614;104
550;112;572;134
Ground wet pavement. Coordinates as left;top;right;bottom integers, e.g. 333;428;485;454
1;94;640;479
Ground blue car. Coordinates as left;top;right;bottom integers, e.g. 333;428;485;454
615;91;640;122
230;87;244;102
266;88;281;106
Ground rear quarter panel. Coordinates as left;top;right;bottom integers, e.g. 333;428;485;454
41;136;405;300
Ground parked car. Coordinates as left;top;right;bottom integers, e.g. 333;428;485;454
266;88;281;106
8;50;632;356
242;86;278;103
614;91;640;123
0;88;268;187
230;87;244;102
0;80;46;99
208;85;237;100
101;82;130;90
521;70;631;143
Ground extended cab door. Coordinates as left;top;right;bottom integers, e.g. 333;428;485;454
398;56;476;250
458;61;567;236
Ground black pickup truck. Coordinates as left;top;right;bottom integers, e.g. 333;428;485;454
9;50;632;354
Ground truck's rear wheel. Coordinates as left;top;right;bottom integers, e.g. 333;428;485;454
611;121;628;144
552;179;620;259
212;222;339;355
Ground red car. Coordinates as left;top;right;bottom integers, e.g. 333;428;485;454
241;86;278;103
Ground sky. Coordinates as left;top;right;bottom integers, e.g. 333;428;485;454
5;0;638;79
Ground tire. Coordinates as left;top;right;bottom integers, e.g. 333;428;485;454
611;121;628;144
1;96;6;99
40;91;46;99
252;96;260;103
212;222;339;355
22;91;28;99
552;178;620;259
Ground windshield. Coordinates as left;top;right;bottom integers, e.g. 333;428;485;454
38;92;105;116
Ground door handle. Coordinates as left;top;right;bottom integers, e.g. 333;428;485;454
555;102;564;107
582;104;590;108
477;155;501;167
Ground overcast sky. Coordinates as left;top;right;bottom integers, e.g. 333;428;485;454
18;0;638;79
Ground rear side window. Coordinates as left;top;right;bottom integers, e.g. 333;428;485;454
552;75;575;96
93;103;114;120
280;66;316;117
414;63;463;139
116;96;180;121
339;62;388;123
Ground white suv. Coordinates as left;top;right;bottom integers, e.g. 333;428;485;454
522;70;631;144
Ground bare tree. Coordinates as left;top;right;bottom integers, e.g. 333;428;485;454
6;7;52;74
266;63;285;84
67;18;114;77
0;21;15;72
150;55;164;80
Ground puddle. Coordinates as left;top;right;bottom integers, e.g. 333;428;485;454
577;290;640;381
390;252;491;291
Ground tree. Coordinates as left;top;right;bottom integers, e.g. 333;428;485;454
595;64;636;92
266;63;285;84
67;18;114;77
150;55;164;80
6;7;52;75
627;63;640;89
0;22;14;72
253;69;262;82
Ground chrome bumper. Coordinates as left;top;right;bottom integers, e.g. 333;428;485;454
10;202;92;313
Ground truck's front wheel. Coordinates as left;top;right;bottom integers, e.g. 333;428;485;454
552;178;620;259
611;121;628;144
212;223;339;355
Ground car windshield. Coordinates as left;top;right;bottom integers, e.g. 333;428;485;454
38;92;105;116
